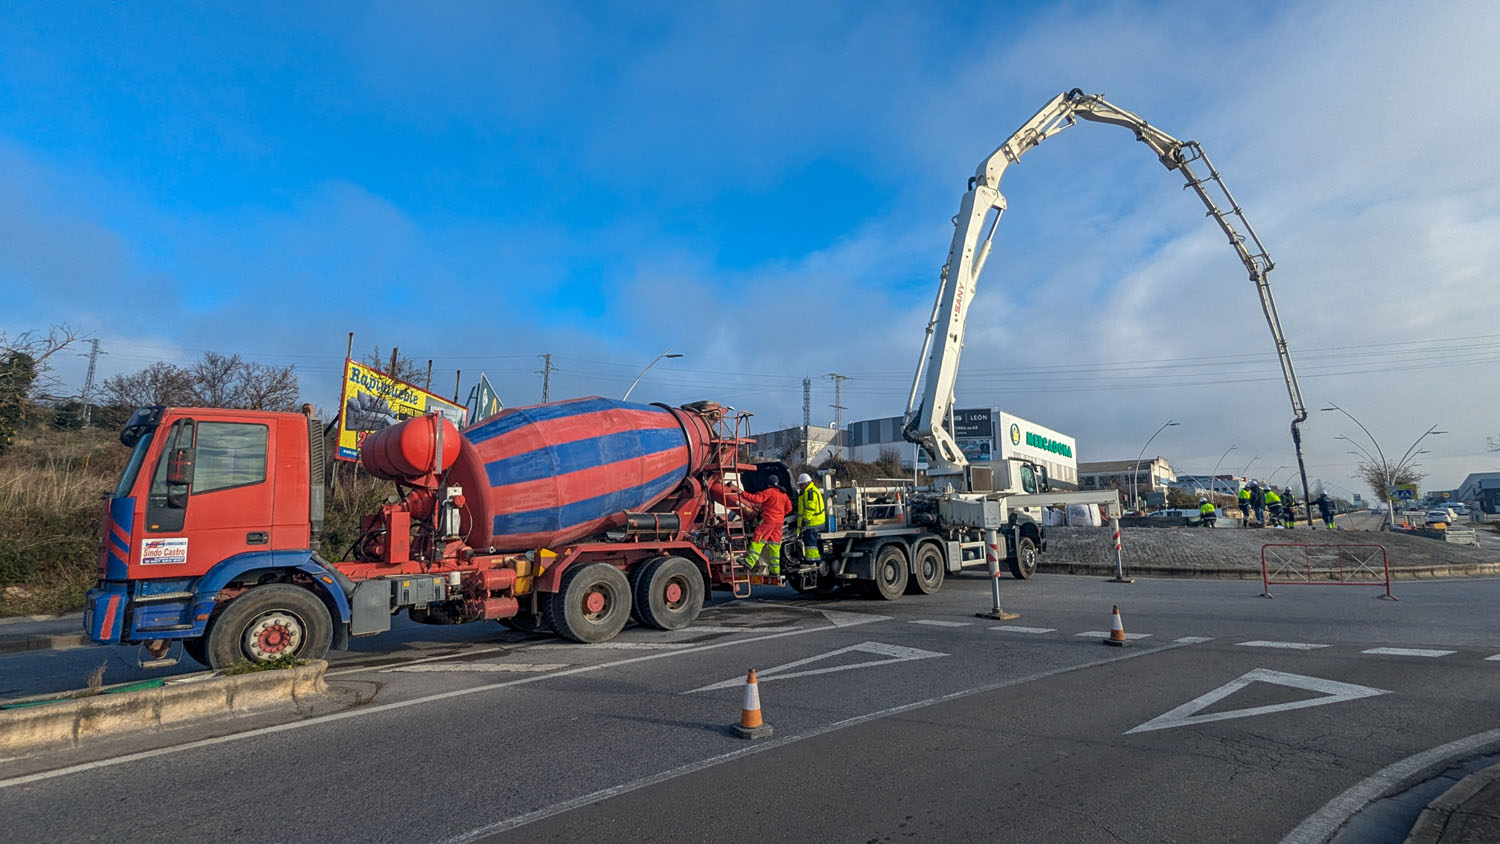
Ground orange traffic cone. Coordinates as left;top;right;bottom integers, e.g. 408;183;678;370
1102;605;1130;647
731;668;773;739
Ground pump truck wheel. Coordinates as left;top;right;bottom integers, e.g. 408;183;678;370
633;556;704;631
203;584;333;669
906;541;945;595
1009;536;1039;580
545;563;632;644
862;544;909;601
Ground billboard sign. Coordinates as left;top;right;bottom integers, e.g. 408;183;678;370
336;359;469;462
951;408;993;439
471;373;504;422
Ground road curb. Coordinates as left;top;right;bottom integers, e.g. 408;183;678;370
0;634;94;655
1405;760;1500;844
0;660;328;756
0;612;83;626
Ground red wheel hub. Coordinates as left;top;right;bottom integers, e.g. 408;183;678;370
257;623;291;654
584;591;607;614
664;582;684;603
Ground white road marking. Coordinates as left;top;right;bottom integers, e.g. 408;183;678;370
1126;669;1389;734
990;625;1056;634
1075;631;1151;640
1486;653;1500;661
1279;727;1500;844
675;625;802;634
385;662;569;674
0;619;884;792
1236;640;1330;650
439;639;1195;843
529;642;693;650
1360;647;1455;658
685;642;947;693
1174;637;1214;644
909;620;972;628
325;645;515;677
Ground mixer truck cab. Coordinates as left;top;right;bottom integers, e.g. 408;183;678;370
87;405;345;668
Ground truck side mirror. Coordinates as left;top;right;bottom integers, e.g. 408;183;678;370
1039;467;1050;492
167;447;196;487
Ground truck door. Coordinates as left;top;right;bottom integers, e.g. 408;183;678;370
141;418;275;576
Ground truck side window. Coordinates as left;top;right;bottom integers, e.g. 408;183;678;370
192;423;268;494
1020;464;1037;494
146;420;195;532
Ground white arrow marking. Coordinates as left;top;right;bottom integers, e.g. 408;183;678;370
1126;668;1389;734
684;641;947;693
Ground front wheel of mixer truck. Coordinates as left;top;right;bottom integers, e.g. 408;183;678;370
545;563;632;644
203;584;332;670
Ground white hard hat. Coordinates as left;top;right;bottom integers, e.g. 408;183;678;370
1199;497;1207;503
796;473;812;485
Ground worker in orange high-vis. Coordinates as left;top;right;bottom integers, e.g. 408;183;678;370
737;476;793;576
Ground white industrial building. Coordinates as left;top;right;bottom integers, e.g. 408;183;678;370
843;408;1078;488
747;424;842;465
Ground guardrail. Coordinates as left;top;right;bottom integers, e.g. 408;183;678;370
1260;543;1394;600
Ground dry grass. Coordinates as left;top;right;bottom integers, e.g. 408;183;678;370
0;425;125;616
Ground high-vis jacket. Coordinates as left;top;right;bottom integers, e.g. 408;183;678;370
1238;488;1251;503
797;482;826;529
1199;502;1216;516
740;487;792;543
1265;490;1282;506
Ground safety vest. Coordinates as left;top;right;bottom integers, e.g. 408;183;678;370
797;483;826;528
1265;490;1281;505
1238;488;1251;502
1199;502;1215;516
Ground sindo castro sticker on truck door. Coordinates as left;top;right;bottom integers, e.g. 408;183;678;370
141;538;189;565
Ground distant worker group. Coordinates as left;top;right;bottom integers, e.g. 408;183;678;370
1229;481;1338;530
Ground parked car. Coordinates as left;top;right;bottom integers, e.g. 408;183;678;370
1451;503;1470;517
1425;508;1454;527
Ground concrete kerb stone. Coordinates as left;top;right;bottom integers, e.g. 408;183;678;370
0;634;93;655
1405;761;1500;844
0;660;328;755
1040;561;1500;581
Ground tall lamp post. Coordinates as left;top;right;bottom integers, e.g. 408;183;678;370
1267;465;1290;486
623;350;684;401
1131;420;1179;511
1322;403;1394;529
1210;445;1237;496
1239;454;1260;482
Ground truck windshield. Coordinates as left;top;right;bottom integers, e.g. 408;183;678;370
113;428;156;499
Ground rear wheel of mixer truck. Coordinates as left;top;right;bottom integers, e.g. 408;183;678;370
545;562;632;643
632;556;704;631
203;584;333;669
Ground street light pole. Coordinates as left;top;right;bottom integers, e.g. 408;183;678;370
1131;420;1180;511
1240;454;1260;478
1210;445;1236;496
1322;403;1394;530
623;350;684;401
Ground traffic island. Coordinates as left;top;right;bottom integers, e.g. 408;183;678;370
0;659;328;756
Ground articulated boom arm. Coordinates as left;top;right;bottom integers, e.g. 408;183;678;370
905;90;1309;501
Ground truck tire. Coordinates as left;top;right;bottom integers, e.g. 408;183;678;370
183;636;209;667
862;544;908;601
906;542;945;595
1009;536;1039;580
633;556;704;631
499;612;550;634
203;584;333;670
545;563;632;644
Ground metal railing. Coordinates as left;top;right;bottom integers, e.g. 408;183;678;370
1260;543;1394;600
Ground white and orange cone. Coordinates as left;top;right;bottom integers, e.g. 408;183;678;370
1102;605;1130;647
731;668;773;739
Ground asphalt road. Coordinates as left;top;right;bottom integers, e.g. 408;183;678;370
3;573;1499;843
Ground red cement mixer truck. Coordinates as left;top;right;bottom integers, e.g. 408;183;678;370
84;396;852;669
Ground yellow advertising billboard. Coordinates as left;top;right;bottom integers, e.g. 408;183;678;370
336;358;469;461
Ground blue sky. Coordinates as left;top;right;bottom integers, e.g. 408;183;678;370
3;0;1499;495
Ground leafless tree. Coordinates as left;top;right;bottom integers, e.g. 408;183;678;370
0;325;80;398
101;353;300;414
1353;459;1423;500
